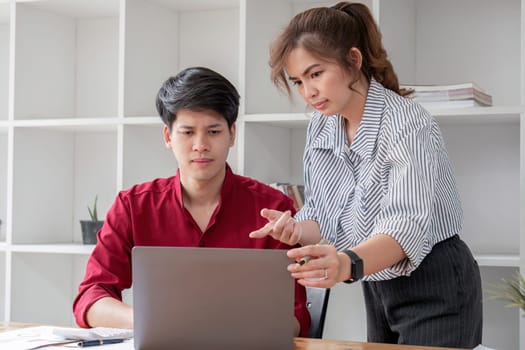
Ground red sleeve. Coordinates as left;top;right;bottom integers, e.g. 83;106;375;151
73;192;134;328
271;195;311;337
293;275;311;337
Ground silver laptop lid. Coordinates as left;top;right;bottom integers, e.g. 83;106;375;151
132;246;295;350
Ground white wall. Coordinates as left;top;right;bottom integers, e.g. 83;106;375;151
179;8;239;88
13;129;74;243
124;0;179;117
73;131;117;242
122;125;177;189
15;4;76;119
76;18;119;118
414;0;520;105
0;23;8;120
0;133;6;242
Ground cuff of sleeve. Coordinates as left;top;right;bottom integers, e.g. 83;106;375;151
372;219;429;270
73;288;114;328
294;205;317;223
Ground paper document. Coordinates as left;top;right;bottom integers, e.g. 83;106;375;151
0;326;133;349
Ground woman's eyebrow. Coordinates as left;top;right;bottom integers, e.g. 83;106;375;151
288;63;321;80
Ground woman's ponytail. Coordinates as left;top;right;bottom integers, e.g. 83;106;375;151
332;2;407;96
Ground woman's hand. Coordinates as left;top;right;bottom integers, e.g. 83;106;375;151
286;245;351;288
248;209;302;246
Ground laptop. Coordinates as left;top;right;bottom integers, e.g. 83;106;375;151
132;246;295;350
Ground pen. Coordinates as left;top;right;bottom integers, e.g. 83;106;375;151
298;238;330;265
77;339;126;347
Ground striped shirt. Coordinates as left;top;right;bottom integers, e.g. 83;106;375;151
295;78;462;281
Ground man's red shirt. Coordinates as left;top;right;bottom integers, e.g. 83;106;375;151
73;166;310;336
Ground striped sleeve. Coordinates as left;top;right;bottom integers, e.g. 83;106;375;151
371;113;436;272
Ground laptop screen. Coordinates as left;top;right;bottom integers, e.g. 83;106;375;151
132;246;295;350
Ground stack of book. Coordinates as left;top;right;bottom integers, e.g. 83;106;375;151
269;182;304;210
401;82;492;109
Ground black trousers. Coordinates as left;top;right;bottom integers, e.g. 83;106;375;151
362;235;482;348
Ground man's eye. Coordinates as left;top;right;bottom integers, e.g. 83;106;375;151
291;80;302;86
311;71;322;78
209;130;221;135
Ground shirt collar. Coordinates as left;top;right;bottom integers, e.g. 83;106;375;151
311;78;385;161
351;78;384;160
310;115;344;152
173;163;234;210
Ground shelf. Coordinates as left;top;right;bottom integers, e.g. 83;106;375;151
18;1;119;18
6;244;518;266
147;0;239;12
12;117;120;132
241;106;524;128
11;244;94;255
3;107;520;130
433;106;523;124
475;254;520;267
122;116;162;126
240;113;310;128
4;116;163;129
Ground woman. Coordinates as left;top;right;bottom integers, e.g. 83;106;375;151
249;2;482;347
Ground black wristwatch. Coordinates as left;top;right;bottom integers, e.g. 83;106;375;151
342;249;364;283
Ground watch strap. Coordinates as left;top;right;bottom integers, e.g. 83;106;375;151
342;249;363;284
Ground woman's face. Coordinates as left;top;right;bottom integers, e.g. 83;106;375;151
285;47;355;116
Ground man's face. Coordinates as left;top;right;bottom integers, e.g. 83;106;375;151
163;108;235;184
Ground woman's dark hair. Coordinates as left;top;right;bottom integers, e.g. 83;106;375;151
270;2;405;96
156;67;240;130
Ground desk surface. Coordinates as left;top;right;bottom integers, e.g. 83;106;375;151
1;322;463;350
293;337;464;350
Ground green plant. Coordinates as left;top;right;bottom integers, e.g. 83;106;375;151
487;272;525;311
87;195;99;222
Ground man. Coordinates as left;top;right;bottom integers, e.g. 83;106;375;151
73;67;310;337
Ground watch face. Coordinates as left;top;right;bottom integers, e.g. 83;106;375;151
352;257;364;280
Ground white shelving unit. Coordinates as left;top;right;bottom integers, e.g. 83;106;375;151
0;0;10;325
0;0;523;349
